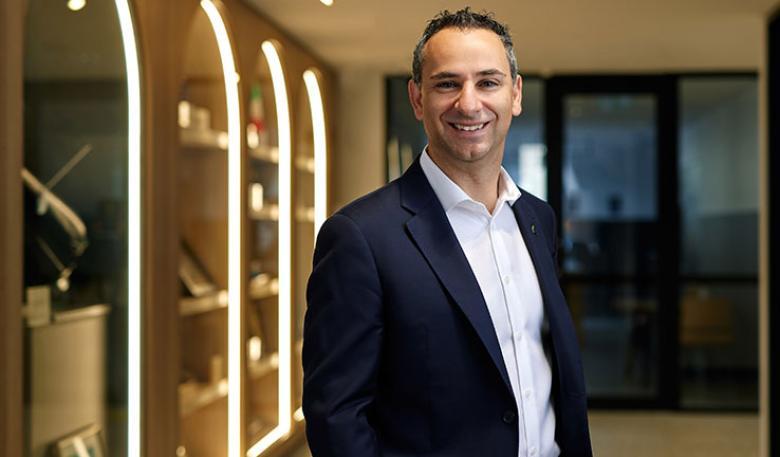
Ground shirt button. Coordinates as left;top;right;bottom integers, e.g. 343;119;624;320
524;389;532;399
503;275;511;285
529;446;537;456
514;333;522;342
502;410;516;424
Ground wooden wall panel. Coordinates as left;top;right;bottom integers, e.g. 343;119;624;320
131;1;193;456
0;0;24;456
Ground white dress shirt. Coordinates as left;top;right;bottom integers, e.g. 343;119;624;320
420;150;559;457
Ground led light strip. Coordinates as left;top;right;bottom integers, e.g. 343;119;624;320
303;69;327;236
114;0;141;455
199;2;243;456
246;40;292;457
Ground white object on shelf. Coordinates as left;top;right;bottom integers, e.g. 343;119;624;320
249;204;279;222
249;145;279;164
24;285;51;327
248;336;263;362
191;106;211;131
249;274;279;300
294;156;315;173
250;183;264;213
179;290;228;316
296;206;315;223
180;127;228;151
178;100;192;128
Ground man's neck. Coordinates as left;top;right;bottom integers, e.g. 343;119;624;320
427;149;502;213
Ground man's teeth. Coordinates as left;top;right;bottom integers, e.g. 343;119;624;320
453;123;485;131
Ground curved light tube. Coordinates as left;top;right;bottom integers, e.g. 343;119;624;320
246;40;292;457
199;2;243;456
114;0;141;455
303;69;328;236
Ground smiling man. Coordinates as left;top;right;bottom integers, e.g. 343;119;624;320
303;8;592;457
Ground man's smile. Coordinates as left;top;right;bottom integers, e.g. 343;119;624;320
448;121;489;132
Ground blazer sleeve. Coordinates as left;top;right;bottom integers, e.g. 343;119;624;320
302;213;383;457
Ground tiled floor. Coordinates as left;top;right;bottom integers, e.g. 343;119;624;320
589;411;758;457
285;411;759;457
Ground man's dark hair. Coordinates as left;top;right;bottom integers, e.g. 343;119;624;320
412;7;518;86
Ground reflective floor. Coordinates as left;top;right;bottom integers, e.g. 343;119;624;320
285;412;759;457
589;411;758;457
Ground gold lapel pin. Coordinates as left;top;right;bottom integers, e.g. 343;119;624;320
531;224;537;234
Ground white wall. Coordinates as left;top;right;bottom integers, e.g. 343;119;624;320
332;66;385;209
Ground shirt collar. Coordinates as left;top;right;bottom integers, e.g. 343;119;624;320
419;147;522;214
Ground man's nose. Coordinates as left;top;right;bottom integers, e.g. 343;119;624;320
454;84;481;115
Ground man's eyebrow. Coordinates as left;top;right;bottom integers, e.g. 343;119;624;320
477;69;506;77
429;69;507;80
430;72;460;80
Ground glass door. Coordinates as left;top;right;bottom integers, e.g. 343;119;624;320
547;76;677;407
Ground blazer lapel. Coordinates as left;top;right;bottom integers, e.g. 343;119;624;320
511;196;581;395
400;161;512;392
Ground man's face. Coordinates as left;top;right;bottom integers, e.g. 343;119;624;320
408;27;522;169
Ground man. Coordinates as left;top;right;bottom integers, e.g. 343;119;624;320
303;8;592;457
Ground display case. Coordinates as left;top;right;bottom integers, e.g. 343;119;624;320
242;37;295;457
176;3;238;456
21;1;141;457
2;0;333;455
291;68;328;422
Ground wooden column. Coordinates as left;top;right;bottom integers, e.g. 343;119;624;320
132;0;189;455
0;0;24;456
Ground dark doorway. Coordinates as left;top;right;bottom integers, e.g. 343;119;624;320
546;76;678;408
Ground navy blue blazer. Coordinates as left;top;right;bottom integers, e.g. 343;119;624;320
303;160;592;457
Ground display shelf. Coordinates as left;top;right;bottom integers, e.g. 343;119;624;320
249;204;280;221
296;206;315;224
180;127;229;151
180;290;228;316
249;352;279;380
179;379;228;416
249;145;280;164
294;156;315;173
247;418;275;447
249;274;279;300
176;4;235;457
21;303;112;327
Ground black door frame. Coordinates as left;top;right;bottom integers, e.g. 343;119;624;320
545;75;680;409
768;8;780;456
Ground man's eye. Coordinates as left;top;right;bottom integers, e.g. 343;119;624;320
435;81;457;89
480;80;499;88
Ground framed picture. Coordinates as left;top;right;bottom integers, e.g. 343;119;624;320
179;241;216;297
51;424;106;457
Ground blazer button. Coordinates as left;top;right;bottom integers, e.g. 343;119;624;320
502;410;516;424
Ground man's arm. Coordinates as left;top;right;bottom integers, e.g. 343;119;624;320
302;213;383;457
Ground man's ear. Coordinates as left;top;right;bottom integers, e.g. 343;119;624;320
512;75;523;116
408;78;424;121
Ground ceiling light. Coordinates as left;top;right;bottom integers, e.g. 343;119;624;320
320;0;333;6
67;0;86;11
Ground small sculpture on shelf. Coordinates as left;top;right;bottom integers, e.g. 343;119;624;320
22;144;91;295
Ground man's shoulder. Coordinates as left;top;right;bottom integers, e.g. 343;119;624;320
331;178;405;228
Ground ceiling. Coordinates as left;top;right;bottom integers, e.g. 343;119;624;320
246;0;780;75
